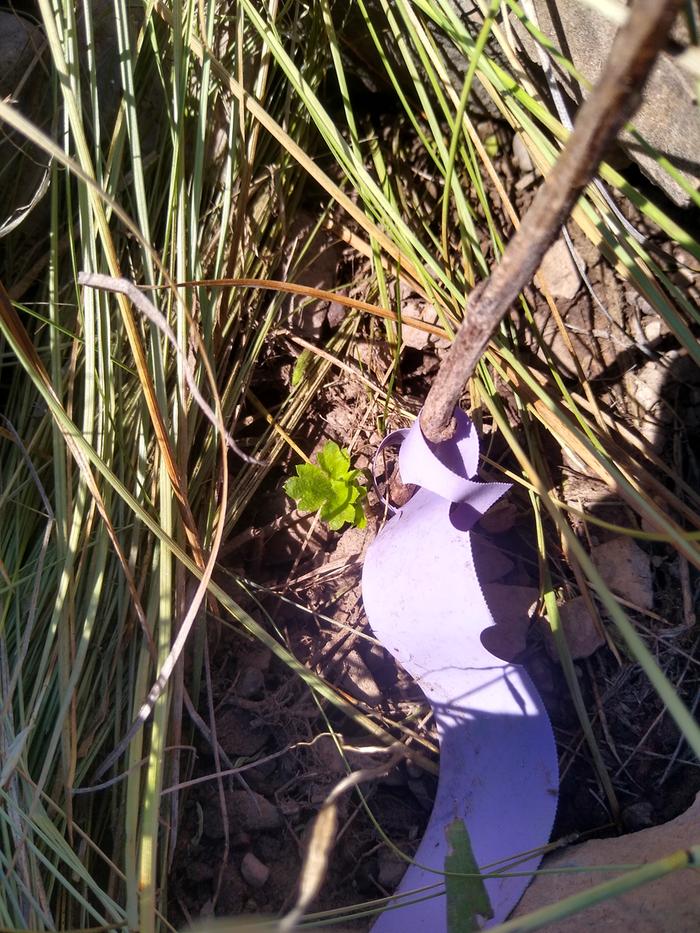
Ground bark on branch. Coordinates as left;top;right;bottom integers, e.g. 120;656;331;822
419;0;682;443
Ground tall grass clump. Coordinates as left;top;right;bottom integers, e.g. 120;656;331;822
0;0;342;928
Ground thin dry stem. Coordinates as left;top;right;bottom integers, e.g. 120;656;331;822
420;0;682;442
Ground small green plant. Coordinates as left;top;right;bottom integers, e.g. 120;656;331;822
285;440;367;530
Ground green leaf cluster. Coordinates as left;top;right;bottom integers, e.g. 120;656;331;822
284;441;367;531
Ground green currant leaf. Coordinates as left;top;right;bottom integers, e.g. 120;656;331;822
284;465;332;512
317;441;351;479
319;479;353;524
284;441;367;531
353;500;367;529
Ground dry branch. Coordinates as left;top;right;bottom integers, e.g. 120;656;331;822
420;0;682;442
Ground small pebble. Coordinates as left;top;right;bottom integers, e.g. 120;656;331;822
228;790;281;831
339;649;383;707
241;851;270;888
236;666;265;699
621;800;655;832
377;851;407;889
512;133;534;173
515;170;536;191
538;237;581;300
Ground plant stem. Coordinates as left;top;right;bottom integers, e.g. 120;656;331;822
420;0;682;442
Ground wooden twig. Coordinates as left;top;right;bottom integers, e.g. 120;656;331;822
420;0;682;443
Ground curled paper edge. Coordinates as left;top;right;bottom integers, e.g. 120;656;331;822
362;411;558;931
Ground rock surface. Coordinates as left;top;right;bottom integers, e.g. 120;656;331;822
0;11;51;238
538;237;581;300
512;793;700;931
509;1;699;207
240;852;270;888
592;536;653;611
226;790;281;833
553;595;606;660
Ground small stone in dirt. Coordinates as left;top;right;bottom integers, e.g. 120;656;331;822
327;302;346;328
515;170;537;191
313;733;346;776
227;790;281;832
236;665;265;699
331;522;376;564
339;649;383;707
401;298;438;351
624;359;670;448
243;754;278;793
309;782;332;806
537;237;581;300
284;214;343;340
240;851;270;888
407;777;434;811
641;315;664;343
545;595;606;661
512;133;534;173
361;641;395;692
621;800;655;832
592;536;653;611
377;851;407;890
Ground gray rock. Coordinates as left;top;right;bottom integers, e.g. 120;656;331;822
0;12;51;238
240;852;270;888
481;583;538;661
338;649;383;707
512;133;534;174
592;536;653;611
624;357;672;449
538;237;581;300
377;851;408;890
227;790;281;832
509;1;699;207
550;595;606;660
401;295;438;351
283;211;343;339
236;666;265;699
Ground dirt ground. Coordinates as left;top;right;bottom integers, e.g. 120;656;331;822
169;116;700;927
